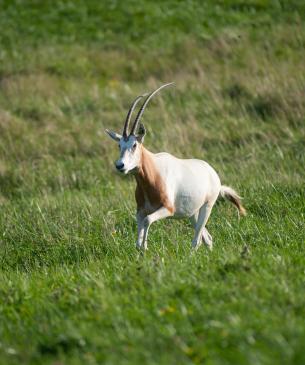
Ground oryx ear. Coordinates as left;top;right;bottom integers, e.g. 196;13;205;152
136;123;146;143
105;129;122;142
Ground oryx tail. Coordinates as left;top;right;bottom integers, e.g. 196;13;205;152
220;185;246;216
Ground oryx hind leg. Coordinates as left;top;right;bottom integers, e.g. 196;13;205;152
191;203;214;251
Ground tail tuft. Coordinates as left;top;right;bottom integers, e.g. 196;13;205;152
220;185;246;216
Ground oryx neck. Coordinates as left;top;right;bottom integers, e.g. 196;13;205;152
135;146;174;214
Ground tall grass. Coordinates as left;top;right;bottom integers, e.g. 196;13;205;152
0;1;304;364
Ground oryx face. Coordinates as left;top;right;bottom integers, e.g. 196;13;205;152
105;82;174;174
106;131;145;174
117;135;142;174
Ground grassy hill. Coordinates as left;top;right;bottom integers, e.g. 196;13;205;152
0;1;304;364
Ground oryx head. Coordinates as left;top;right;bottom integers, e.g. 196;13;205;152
106;82;174;174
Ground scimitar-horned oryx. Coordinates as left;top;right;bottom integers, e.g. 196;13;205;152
106;83;246;251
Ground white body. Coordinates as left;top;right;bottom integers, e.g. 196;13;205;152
153;152;221;218
135;151;221;250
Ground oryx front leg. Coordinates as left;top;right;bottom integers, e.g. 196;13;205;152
192;203;213;251
136;211;146;250
141;207;173;250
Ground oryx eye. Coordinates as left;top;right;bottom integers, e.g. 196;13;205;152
132;143;137;150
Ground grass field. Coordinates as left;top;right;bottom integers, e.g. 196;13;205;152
0;1;304;364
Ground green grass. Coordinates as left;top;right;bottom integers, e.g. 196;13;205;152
0;1;304;364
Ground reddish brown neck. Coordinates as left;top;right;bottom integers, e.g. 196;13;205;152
135;146;156;185
134;146;174;214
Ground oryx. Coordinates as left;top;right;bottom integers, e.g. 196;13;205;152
106;83;246;251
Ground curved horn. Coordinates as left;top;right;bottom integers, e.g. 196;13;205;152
130;82;174;135
122;94;147;137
